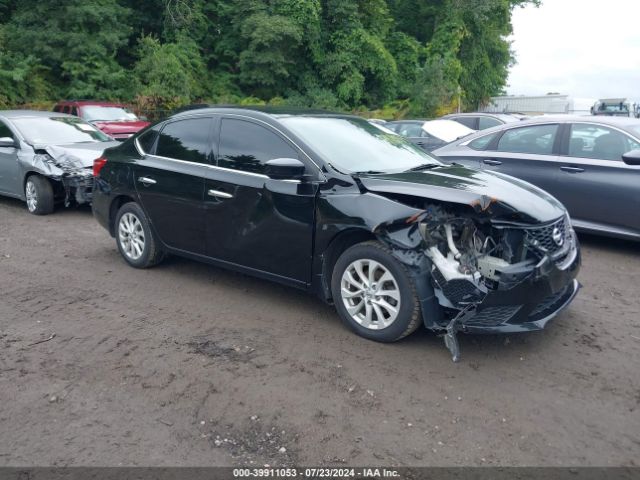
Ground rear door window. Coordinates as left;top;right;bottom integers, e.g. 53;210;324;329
468;132;498;151
497;124;558;155
155;117;213;164
137;126;161;154
396;123;424;137
478;116;502;130
568;123;640;161
218;118;297;174
452;116;477;129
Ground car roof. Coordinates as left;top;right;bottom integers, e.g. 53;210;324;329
170;105;357;122
385;119;427;124
55;100;126;107
0;110;76;119
445;112;520;122
525;114;640;126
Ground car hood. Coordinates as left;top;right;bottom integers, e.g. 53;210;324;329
422;120;476;142
38;141;121;169
92;120;150;134
356;165;566;224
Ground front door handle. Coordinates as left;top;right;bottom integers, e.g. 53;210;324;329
483;159;502;166
208;189;233;199
560;166;585;173
138;176;157;185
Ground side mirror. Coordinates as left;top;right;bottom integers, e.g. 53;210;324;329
0;137;16;148
139;115;148;122
264;158;306;180
622;149;640;166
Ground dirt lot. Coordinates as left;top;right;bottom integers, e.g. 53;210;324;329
0;196;638;467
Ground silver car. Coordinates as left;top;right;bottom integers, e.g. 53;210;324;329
433;115;640;241
0;110;118;215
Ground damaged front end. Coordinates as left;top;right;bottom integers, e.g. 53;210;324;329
29;147;95;206
376;201;581;362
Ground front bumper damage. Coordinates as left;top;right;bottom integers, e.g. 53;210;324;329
29;148;94;206
441;249;580;361
374;205;581;362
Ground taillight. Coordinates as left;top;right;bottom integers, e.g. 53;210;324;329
93;156;107;177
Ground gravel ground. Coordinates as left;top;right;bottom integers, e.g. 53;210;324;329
0;196;638;467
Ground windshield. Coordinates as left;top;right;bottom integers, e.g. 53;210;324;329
13;117;112;145
81;106;138;122
280;117;442;173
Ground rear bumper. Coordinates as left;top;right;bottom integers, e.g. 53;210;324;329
459;243;581;334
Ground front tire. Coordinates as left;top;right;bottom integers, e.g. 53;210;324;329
115;202;164;268
331;241;422;342
25;175;54;215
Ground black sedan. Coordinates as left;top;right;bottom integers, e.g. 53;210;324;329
92;107;580;361
433;116;640;241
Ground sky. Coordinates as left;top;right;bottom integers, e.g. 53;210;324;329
506;0;640;100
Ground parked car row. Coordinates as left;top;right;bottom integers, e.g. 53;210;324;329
19;105;640;361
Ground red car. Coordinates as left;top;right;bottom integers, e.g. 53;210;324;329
52;101;150;140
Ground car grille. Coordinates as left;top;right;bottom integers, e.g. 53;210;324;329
523;216;570;256
466;305;522;327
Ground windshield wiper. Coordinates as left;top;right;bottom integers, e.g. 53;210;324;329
406;163;441;172
353;170;387;175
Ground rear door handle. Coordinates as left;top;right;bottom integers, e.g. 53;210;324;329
560;166;585;173
138;176;157;185
483;159;502;166
208;189;233;199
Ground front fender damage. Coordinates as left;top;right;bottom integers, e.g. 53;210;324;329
371;196;578;362
27;146;93;205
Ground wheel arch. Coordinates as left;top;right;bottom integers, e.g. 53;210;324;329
108;194;137;236
317;228;378;303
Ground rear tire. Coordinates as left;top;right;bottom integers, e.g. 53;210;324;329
25;175;54;215
115;202;164;268
331;241;422;342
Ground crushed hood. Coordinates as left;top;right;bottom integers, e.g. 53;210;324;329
39;141;120;169
356;165;566;224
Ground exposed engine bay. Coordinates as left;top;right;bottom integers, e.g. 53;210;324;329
372;199;579;362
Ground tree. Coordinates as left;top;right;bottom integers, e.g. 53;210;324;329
3;0;131;99
0;0;540;116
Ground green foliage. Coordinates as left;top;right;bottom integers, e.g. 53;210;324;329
0;0;539;116
133;35;207;109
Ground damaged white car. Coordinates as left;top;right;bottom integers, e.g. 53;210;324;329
0;110;119;215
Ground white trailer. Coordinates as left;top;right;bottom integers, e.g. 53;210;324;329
481;94;595;116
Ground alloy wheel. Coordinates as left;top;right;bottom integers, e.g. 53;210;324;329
340;259;401;330
118;212;146;260
25;180;37;213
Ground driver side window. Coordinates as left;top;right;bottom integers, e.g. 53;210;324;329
218;118;298;175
